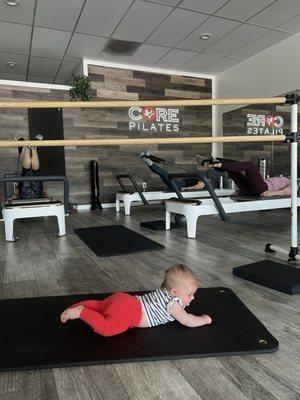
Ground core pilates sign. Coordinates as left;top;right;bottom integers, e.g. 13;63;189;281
246;113;284;135
128;106;179;132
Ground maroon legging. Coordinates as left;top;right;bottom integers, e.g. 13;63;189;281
217;161;268;195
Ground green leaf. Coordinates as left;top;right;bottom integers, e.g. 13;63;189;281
69;74;92;102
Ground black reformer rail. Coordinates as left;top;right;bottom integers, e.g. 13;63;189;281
168;172;229;221
116;174;149;206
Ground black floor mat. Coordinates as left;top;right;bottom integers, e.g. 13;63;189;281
140;220;179;230
0;288;278;371
233;260;300;294
74;225;164;256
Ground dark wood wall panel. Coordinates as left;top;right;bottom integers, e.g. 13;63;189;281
0;66;213;204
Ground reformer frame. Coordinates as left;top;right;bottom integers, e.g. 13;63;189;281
115;173;234;215
165;196;300;239
0;175;69;241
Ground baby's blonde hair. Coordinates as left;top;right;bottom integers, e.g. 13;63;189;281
161;264;197;291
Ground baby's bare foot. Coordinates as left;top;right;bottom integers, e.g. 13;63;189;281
60;305;83;323
202;314;212;324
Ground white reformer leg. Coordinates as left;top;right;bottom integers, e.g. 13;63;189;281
185;212;198;239
115;193;133;215
115;198;120;213
56;205;66;236
3;214;15;241
124;198;131;216
2;203;66;242
165;208;197;237
165;210;171;230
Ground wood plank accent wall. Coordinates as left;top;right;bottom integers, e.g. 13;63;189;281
222;100;299;177
0;65;212;204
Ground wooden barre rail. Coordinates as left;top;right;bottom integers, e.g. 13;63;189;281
0;135;286;147
0;97;286;109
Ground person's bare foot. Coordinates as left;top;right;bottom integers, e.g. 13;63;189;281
182;181;205;191
194;181;205;190
213;162;222;168
201;314;212;324
60;305;83;323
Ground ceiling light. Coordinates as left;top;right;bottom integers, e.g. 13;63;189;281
7;61;17;67
200;33;212;40
4;0;20;5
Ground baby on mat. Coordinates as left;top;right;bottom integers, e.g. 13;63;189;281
60;264;212;336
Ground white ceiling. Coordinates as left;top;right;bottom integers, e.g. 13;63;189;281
0;0;299;84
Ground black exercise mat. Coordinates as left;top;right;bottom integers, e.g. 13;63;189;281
140;220;179;230
0;288;278;371
74;225;164;256
233;260;300;294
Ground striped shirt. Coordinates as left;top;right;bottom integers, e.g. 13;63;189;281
136;288;184;327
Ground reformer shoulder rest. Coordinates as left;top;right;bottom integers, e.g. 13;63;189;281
4;200;62;208
8;197;53;204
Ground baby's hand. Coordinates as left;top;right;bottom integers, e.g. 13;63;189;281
60;305;83;323
201;314;212;324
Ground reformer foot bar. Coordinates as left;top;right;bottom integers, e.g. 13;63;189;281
116;174;234;215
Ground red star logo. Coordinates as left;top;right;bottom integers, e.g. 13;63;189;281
265;115;275;127
141;107;156;122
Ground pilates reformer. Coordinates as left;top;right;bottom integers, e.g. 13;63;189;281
0;175;69;241
115;173;234;215
165;194;300;239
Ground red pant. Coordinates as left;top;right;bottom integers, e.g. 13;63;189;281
72;292;142;337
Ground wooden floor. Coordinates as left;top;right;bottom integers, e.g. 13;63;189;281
0;205;299;400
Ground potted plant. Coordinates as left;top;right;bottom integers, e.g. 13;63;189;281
69;74;92;101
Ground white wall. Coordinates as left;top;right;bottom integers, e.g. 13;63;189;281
213;32;300;156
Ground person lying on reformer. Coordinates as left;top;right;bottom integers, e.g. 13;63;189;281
60;264;212;337
140;151;216;191
199;156;297;197
11;135;45;200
